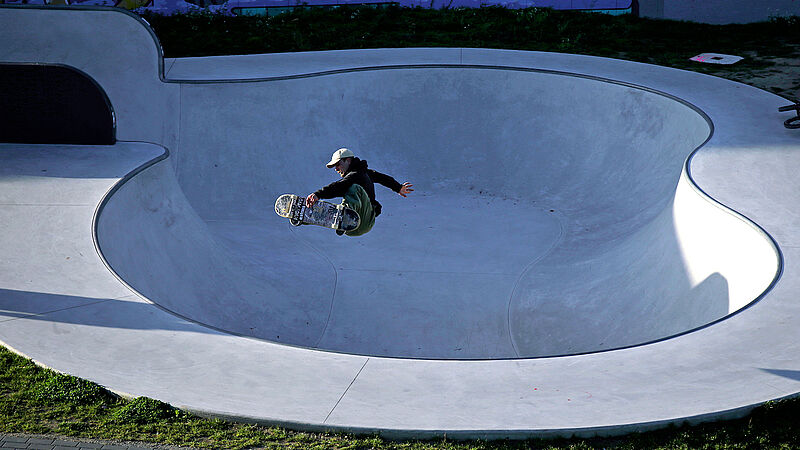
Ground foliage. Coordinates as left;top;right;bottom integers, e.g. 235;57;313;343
110;397;188;424
136;7;800;101
137;7;799;63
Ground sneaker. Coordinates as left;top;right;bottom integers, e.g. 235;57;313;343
336;229;345;236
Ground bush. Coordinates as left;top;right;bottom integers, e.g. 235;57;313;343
111;397;186;424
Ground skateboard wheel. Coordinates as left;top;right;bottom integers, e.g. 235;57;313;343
290;218;302;226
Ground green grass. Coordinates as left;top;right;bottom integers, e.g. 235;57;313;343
4;345;800;449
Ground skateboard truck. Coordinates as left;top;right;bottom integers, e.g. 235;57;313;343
779;103;800;129
289;195;304;226
332;205;345;230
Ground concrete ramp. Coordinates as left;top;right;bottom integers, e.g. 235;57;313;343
4;6;799;439
96;67;777;359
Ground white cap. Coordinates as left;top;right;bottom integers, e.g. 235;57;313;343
326;148;355;168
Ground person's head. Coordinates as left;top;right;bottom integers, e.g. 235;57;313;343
326;148;354;176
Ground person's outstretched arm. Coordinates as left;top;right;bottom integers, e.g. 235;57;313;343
369;169;413;197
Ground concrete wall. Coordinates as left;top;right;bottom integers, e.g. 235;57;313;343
639;0;800;24
0;6;179;148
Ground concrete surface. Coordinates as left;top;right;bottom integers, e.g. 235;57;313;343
96;65;776;359
1;5;800;439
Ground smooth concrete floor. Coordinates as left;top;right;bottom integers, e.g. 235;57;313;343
2;6;800;439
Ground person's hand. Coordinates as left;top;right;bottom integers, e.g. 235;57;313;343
399;182;414;197
306;193;319;208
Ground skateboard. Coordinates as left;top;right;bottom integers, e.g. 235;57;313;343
274;194;360;232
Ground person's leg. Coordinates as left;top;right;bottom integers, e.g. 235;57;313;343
342;184;375;236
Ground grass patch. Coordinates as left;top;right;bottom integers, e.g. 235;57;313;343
4;345;800;448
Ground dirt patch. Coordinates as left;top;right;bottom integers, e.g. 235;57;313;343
703;44;800;103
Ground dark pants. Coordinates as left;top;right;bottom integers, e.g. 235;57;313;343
342;184;375;236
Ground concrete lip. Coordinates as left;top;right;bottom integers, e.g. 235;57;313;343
2;6;800;439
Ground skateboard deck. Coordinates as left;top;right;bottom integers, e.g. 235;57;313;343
275;194;360;232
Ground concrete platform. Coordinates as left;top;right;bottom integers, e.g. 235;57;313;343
2;5;800;439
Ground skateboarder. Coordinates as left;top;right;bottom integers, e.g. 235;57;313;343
305;148;413;236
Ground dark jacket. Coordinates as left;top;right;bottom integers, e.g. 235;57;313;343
313;158;402;217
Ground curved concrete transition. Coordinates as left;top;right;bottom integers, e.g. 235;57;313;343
2;5;800;439
95;66;776;360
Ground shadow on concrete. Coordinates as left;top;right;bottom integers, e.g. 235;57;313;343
759;368;800;383
0;288;214;335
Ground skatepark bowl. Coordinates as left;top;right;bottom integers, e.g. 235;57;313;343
95;62;777;360
2;5;800;440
